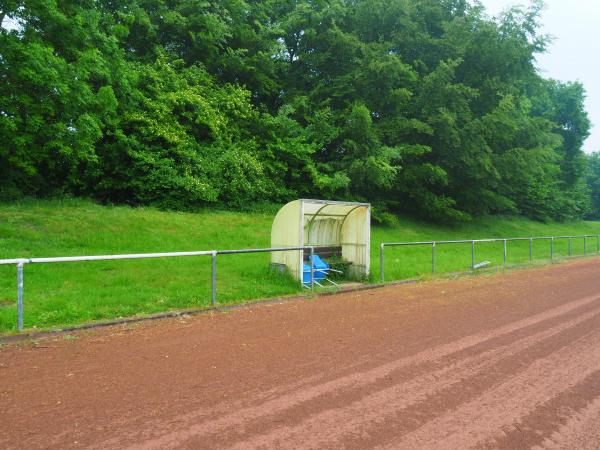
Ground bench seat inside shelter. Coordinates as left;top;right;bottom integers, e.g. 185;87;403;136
302;246;342;261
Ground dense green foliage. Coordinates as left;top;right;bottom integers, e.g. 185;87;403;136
2;199;600;332
0;0;592;221
585;152;600;219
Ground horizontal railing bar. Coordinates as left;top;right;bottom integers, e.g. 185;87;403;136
383;241;447;246
0;246;314;266
0;259;31;265
382;235;599;247
217;247;308;255
0;250;216;265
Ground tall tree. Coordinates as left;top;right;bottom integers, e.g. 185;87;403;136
0;0;593;222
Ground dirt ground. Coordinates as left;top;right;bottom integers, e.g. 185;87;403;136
3;259;600;449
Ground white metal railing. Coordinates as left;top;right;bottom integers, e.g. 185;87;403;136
0;246;317;331
380;235;600;282
4;234;600;332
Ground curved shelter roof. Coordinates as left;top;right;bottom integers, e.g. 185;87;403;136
271;199;371;282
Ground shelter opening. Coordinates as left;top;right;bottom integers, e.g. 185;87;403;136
271;199;371;283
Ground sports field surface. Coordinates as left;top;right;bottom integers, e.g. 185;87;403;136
2;258;600;448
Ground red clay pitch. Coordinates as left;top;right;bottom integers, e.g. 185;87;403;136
3;258;600;449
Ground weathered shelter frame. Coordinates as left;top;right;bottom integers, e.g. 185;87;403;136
271;199;371;282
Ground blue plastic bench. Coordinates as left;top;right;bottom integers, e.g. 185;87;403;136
302;255;341;287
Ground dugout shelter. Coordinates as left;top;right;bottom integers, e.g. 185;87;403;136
271;199;371;282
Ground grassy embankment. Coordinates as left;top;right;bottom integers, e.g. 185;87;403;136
1;199;600;333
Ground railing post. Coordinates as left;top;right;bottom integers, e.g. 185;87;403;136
550;237;554;262
17;262;24;331
380;244;385;283
432;242;436;274
584;236;587;256
597;235;599;253
310;246;315;290
568;237;572;257
503;239;507;267
471;241;475;269
211;251;217;306
529;238;533;264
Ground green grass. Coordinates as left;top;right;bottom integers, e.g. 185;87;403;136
1;198;600;334
373;216;600;282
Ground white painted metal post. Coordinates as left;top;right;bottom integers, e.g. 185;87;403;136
310;246;315;290
211;251;216;306
17;263;23;331
380;244;385;283
529;238;533;263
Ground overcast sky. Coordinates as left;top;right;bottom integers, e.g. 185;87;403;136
477;0;600;153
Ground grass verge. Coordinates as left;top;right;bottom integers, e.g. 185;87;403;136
1;198;600;333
